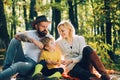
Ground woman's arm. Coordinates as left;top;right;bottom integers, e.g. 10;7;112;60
55;43;72;66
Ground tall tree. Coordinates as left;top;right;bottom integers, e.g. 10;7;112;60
104;0;116;62
11;0;16;39
29;0;37;29
53;0;61;39
68;0;75;28
73;0;78;33
23;0;29;30
51;2;55;36
0;0;9;48
67;0;79;33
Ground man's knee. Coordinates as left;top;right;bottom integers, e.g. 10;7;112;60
11;62;33;74
11;38;21;45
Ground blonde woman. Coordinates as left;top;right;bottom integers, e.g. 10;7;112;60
56;21;110;80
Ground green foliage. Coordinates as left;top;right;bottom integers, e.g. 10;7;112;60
88;40;120;70
35;1;68;13
83;34;120;70
2;0;120;71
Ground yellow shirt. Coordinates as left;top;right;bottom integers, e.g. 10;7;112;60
39;48;61;69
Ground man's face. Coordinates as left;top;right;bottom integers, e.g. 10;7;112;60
36;22;49;37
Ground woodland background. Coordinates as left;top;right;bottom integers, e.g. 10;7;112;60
0;0;120;71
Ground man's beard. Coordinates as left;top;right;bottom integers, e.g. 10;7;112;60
37;30;47;37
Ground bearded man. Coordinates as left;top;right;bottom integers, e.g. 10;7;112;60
0;15;52;80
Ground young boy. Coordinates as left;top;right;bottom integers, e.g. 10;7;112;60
32;36;64;80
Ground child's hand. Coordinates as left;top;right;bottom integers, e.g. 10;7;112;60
46;60;57;65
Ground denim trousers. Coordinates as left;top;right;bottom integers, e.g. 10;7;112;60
0;38;36;80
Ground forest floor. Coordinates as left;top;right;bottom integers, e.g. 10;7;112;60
0;66;120;80
110;74;120;80
109;72;120;80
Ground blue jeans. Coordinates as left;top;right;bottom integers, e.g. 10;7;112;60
0;38;36;80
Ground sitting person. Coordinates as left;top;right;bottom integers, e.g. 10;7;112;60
32;36;64;80
0;15;52;80
56;20;110;80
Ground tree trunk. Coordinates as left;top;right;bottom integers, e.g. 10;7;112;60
104;0;116;62
101;22;105;42
29;0;37;29
74;0;78;33
0;0;9;48
68;0;76;29
11;0;16;39
23;0;29;30
51;6;55;36
54;0;61;39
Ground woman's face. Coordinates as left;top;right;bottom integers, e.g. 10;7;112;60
58;25;70;39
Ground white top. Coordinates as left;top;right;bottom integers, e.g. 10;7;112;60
22;30;51;62
56;35;87;72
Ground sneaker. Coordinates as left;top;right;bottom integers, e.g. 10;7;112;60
32;73;45;80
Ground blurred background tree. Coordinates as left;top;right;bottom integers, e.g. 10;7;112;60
0;0;120;70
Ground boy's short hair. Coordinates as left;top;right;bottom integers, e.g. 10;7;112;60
40;37;51;46
40;36;54;50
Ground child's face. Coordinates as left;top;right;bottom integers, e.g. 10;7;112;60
46;39;56;50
